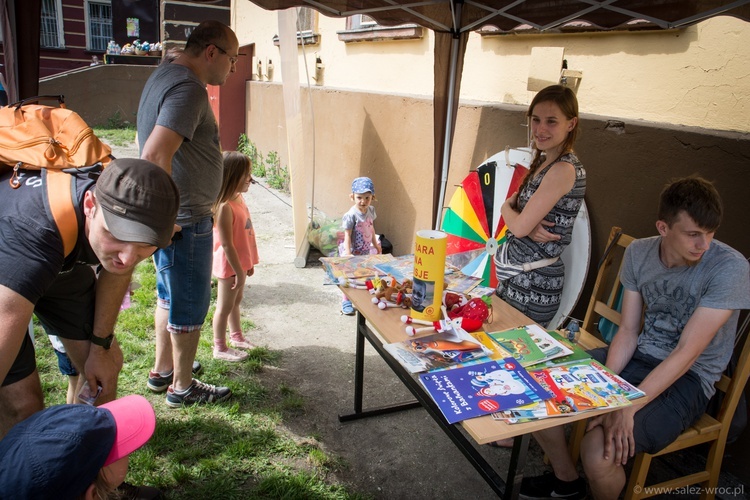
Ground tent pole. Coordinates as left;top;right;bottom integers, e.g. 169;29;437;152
434;31;460;230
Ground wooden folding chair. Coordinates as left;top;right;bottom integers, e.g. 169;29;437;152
568;226;750;499
566;226;635;462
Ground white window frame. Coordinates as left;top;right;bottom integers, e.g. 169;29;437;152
40;0;65;49
338;15;422;43
84;0;113;52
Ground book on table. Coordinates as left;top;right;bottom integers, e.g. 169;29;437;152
492;358;646;423
418;358;554;424
487;324;573;367
320;254;395;284
383;322;493;374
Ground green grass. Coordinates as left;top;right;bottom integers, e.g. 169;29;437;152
35;260;369;500
93;125;137;147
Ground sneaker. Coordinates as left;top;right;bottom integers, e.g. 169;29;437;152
213;347;249;362
341;300;355;316
229;336;256;350
165;379;232;408
115;482;163;500
147;360;203;393
519;471;587;500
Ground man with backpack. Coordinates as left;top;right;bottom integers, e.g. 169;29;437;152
0;159;179;438
137;20;239;407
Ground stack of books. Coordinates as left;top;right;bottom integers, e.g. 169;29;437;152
384;322;645;424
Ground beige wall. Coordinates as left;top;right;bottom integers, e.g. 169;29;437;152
247;82;750;318
234;4;750;133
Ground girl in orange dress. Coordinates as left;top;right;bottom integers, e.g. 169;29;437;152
211;152;260;362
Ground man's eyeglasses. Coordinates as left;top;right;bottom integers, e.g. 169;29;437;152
208;43;239;65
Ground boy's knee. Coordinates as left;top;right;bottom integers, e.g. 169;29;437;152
580;427;611;475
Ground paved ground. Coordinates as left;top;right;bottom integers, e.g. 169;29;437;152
109;142;748;499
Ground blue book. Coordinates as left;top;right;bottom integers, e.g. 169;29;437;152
418;358;554;424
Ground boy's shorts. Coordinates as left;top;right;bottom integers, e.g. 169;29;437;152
588;347;708;455
153;216;213;333
3;265;95;386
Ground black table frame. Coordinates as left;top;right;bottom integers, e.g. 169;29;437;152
338;311;530;499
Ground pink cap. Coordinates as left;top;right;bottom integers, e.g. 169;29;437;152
100;395;156;466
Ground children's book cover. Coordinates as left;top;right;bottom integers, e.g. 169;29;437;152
537;331;592;367
492;359;644;423
487;327;547;367
418;358;553;424
373;254;415;282
444;330;513;370
488;325;573;367
384;323;492;373
320;254;395;283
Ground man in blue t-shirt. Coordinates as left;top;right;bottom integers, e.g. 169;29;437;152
520;177;750;500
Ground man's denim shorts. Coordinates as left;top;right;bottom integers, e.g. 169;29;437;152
588;347;708;455
153;216;213;333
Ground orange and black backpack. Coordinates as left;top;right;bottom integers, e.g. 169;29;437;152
0;95;113;257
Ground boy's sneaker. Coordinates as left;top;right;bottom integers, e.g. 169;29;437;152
341;300;355;316
213;347;248;362
147;361;203;393
165;379;232;408
519;471;587;500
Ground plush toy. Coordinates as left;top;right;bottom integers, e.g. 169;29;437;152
439;291;491;330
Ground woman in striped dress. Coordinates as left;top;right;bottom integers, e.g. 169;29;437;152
494;85;586;327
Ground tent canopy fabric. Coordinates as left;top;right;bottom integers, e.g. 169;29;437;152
247;0;750;33
4;0;750;225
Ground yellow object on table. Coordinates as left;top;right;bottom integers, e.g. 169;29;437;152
410;230;447;321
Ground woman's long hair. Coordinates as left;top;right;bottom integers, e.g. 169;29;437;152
213;151;251;214
519;85;579;194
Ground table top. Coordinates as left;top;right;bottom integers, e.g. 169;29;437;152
343;286;645;444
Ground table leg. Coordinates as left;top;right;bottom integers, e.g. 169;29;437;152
338;311;422;422
504;433;531;500
338;310;531;499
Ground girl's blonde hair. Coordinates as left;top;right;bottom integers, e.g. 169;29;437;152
520;84;579;194
214;151;251;213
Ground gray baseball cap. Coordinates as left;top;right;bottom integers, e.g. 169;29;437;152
96;159;180;248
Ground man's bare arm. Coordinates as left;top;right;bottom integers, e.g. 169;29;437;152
83;268;129;403
0;285;35;384
140;125;184;175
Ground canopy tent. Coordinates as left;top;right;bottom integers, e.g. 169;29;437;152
240;0;750;229
3;1;750;226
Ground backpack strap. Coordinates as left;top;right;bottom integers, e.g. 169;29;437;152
46;169;78;258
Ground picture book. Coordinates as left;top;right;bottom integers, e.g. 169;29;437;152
373;254;462;286
444;272;483;295
536;331;592;368
373;255;415;282
419;358;554;424
492;358;645;423
384;322;492;373
468;285;495;299
320;254;395;284
443;330;513;370
487;325;573;367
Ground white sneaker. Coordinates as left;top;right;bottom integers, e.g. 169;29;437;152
213;347;248;362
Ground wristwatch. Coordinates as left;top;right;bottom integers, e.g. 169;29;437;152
90;333;115;350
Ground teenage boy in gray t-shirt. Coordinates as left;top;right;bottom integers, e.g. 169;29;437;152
519;177;750;500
